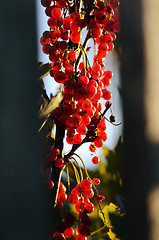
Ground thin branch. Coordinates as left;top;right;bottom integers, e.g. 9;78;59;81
75;31;91;72
64;102;112;161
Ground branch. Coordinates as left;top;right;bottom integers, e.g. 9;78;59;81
50;122;66;207
64;102;112;161
75;32;91;72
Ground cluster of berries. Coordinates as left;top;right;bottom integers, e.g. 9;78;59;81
52;179;103;240
40;0;120;239
40;0;119;152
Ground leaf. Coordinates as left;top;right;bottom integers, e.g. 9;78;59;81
39;91;63;118
98;160;106;176
99;203;121;228
38;62;52;80
107;229;120;240
102;146;110;157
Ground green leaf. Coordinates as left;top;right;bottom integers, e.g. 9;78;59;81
99;203;121;228
99;202;125;240
38;62;52;80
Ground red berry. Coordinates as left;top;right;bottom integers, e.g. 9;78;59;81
58;192;67;203
84;201;94;214
64;227;74;238
94;137;104;148
70;32;81;43
70;12;80;23
76;234;87;240
97;194;105;202
81;179;92;191
92;156;99;164
89;144;96;152
102;89;112;100
46;179;54;189
82;100;92;111
55;158;64;168
93;178;100;185
73;134;82;144
51;7;62;19
77;124;88;135
41;0;51;7
54;71;66;83
68;193;79;204
68;51;76;61
91;27;101;38
53;232;64;240
79;75;89;85
81;115;91;125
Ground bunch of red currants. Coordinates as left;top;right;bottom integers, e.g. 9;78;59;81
40;0;120;239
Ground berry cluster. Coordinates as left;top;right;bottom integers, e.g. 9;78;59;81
53;178;103;240
40;0;120;239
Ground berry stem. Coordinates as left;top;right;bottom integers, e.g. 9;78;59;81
75;32;91;72
50;122;65;207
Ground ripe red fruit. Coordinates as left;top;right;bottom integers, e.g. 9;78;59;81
92;156;99;164
78;19;87;28
91;27;101;38
46;179;54;189
56;0;66;8
54;71;66;83
48;17;58;29
58;192;67;203
81;179;92;191
73;134;82;144
59;182;66;192
82;100;92;111
93;178;100;185
89;144;96;152
41;0;51;7
53;232;64;240
77;124;88;135
68;193;79;204
81;115;91;125
51;7;62;19
70;32;81;43
79;75;89;85
92;63;101;72
94;137;104;148
52;62;61;71
64;227;74;238
70;12;80;22
68;51;76;61
70;22;79;32
97;194;105;202
76;234;87;240
98;131;107;141
55;158;64;168
75;200;84;212
84;201;94;213
102;89;112;100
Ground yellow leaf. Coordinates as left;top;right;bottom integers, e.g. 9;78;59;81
98;160;106;176
102;146;110;157
99;203;119;228
108;229;120;240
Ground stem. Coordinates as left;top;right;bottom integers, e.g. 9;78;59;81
75;32;91;72
50;122;65;207
70;156;84;181
90;225;107;237
69;161;81;184
64;102;112;161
